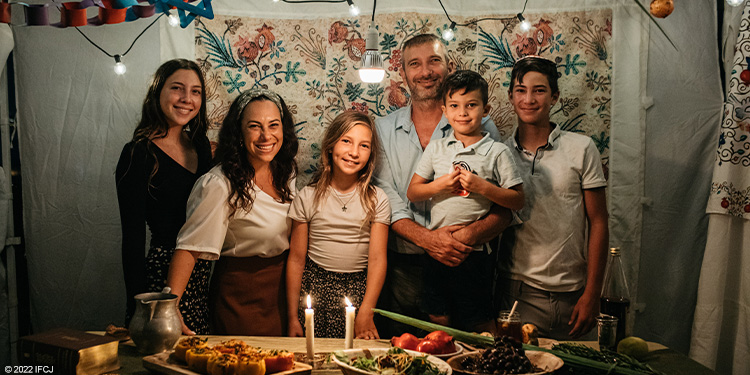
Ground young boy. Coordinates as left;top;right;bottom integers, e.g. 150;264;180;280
498;56;608;340
406;70;524;331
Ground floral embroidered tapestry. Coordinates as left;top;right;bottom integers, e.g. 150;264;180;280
708;2;750;219
195;9;613;186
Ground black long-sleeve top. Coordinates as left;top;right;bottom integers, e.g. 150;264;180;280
115;136;212;322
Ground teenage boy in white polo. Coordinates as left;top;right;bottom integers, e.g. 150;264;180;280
498;56;609;340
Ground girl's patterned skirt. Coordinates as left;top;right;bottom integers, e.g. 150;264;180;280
145;246;212;334
297;257;367;338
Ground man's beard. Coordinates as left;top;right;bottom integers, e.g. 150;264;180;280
406;75;443;102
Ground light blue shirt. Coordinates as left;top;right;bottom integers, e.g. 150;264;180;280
373;105;501;254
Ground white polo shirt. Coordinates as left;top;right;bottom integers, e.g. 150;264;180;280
500;125;607;292
413;131;523;232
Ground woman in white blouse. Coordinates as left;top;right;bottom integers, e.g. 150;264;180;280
167;89;298;335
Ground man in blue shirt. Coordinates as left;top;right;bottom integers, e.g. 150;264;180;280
374;34;512;335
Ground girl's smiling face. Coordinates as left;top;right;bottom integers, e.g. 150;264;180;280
159;69;202;128
331;123;372;178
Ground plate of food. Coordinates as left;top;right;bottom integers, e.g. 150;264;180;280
390;331;463;359
446;337;562;375
142;337;312;375
333;347;452;375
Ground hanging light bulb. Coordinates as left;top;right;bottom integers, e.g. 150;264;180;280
442;22;456;41
167;11;180;27
726;0;744;6
347;0;360;16
113;55;126;75
359;24;385;83
517;13;531;32
272;0;281;2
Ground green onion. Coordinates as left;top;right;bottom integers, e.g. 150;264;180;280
373;309;659;375
372;309;493;347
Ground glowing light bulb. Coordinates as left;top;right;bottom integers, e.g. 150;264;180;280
167;13;180;27
520;19;531;31
347;0;359;16
273;0;281;2
442;22;456;41
114;55;126;75
517;13;531;32
727;0;744;6
359;25;385;83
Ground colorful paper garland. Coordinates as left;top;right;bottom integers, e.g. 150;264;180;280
0;0;212;27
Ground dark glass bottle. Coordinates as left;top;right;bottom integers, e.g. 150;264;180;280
600;247;631;346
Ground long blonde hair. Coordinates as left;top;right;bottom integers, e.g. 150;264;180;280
310;111;381;223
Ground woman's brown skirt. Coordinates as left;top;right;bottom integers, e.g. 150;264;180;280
209;252;288;336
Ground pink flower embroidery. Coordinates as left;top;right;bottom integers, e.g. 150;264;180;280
235;35;259;61
255;23;276;52
329;21;348;44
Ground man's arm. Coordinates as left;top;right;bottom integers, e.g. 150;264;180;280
568;187;609;338
452;204;513;247
390;219;473;267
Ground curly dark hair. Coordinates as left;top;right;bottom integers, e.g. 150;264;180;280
214;92;298;215
128;59;209;185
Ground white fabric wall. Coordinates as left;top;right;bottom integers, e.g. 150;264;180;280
12;21;160;331
636;1;723;355
7;0;724;362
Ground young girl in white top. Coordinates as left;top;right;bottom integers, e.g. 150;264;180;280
286;111;390;339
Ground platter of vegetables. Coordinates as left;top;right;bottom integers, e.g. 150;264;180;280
333;347;452;375
143;337;311;375
391;331;463;358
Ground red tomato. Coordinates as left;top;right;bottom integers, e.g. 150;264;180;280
425;331;452;343
264;352;294;373
416;339;440;354
391;333;420;350
424;331;454;353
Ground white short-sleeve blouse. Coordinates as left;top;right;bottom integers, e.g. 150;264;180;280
176;165;295;260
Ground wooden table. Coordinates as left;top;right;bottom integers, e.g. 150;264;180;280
112;336;717;375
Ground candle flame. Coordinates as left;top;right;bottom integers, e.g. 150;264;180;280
307;294;312;309
344;296;352;307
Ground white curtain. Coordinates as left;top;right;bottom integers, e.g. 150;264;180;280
690;2;750;374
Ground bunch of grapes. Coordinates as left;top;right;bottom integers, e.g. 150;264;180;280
460;336;536;374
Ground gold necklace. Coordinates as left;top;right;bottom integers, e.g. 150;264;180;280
330;187;356;212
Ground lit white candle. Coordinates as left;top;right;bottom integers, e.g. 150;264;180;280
305;295;315;360
344;296;356;349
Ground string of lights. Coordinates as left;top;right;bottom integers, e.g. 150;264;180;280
437;0;527;40
75;12;167;75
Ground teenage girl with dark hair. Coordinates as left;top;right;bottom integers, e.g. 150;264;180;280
116;59;212;333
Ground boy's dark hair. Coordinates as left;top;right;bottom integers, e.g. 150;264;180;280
509;56;559;95
440;70;489;105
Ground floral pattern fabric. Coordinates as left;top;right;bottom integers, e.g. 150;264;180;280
194;9;613;186
708;3;750;219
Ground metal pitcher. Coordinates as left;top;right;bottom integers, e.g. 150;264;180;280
128;290;182;354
